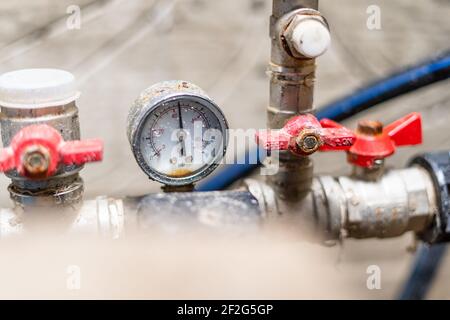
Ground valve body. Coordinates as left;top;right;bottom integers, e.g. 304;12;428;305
0;69;100;207
0;104;83;204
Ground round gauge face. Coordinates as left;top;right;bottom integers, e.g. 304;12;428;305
134;95;228;186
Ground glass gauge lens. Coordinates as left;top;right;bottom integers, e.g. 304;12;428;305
128;81;228;186
140;98;224;179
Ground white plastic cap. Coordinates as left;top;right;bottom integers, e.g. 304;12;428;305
291;19;331;58
0;68;80;109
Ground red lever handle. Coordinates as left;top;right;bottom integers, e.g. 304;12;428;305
384;112;422;147
0;124;103;179
324;112;422;168
256;114;356;156
256;112;422;168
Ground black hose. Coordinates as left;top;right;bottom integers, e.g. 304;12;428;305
397;244;447;300
316;49;450;121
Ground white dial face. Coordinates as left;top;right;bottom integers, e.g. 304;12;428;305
139;98;226;181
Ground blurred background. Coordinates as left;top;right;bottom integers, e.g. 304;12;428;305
0;0;449;299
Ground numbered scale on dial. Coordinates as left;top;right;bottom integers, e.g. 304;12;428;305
127;81;229;187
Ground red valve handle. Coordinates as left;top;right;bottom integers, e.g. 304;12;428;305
256;114;356;156
341;112;422;168
0;124;103;179
256;112;422;168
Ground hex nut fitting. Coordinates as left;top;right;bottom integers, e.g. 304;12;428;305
22;145;51;179
295;129;322;154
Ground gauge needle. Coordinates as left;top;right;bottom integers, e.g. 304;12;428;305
178;102;186;157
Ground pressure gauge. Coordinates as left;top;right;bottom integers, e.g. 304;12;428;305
127;81;229;187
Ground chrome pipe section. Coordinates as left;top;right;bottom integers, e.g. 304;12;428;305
0;165;440;242
0;191;263;238
267;0;329;201
317;167;437;240
246;166;438;242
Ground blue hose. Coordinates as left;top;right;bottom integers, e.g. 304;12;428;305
196;159;262;192
196;49;450;192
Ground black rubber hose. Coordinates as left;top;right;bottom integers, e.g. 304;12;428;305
397;244;447;300
317;49;450;121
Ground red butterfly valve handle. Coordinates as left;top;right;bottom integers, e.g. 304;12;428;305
337;112;423;168
0;124;103;179
256;113;356;156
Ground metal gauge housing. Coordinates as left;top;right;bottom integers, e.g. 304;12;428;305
127;81;229;187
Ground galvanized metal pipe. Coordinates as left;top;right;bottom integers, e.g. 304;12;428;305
267;0;321;201
0;190;263;238
0;166;439;242
246;166;438;242
317;167;437;239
